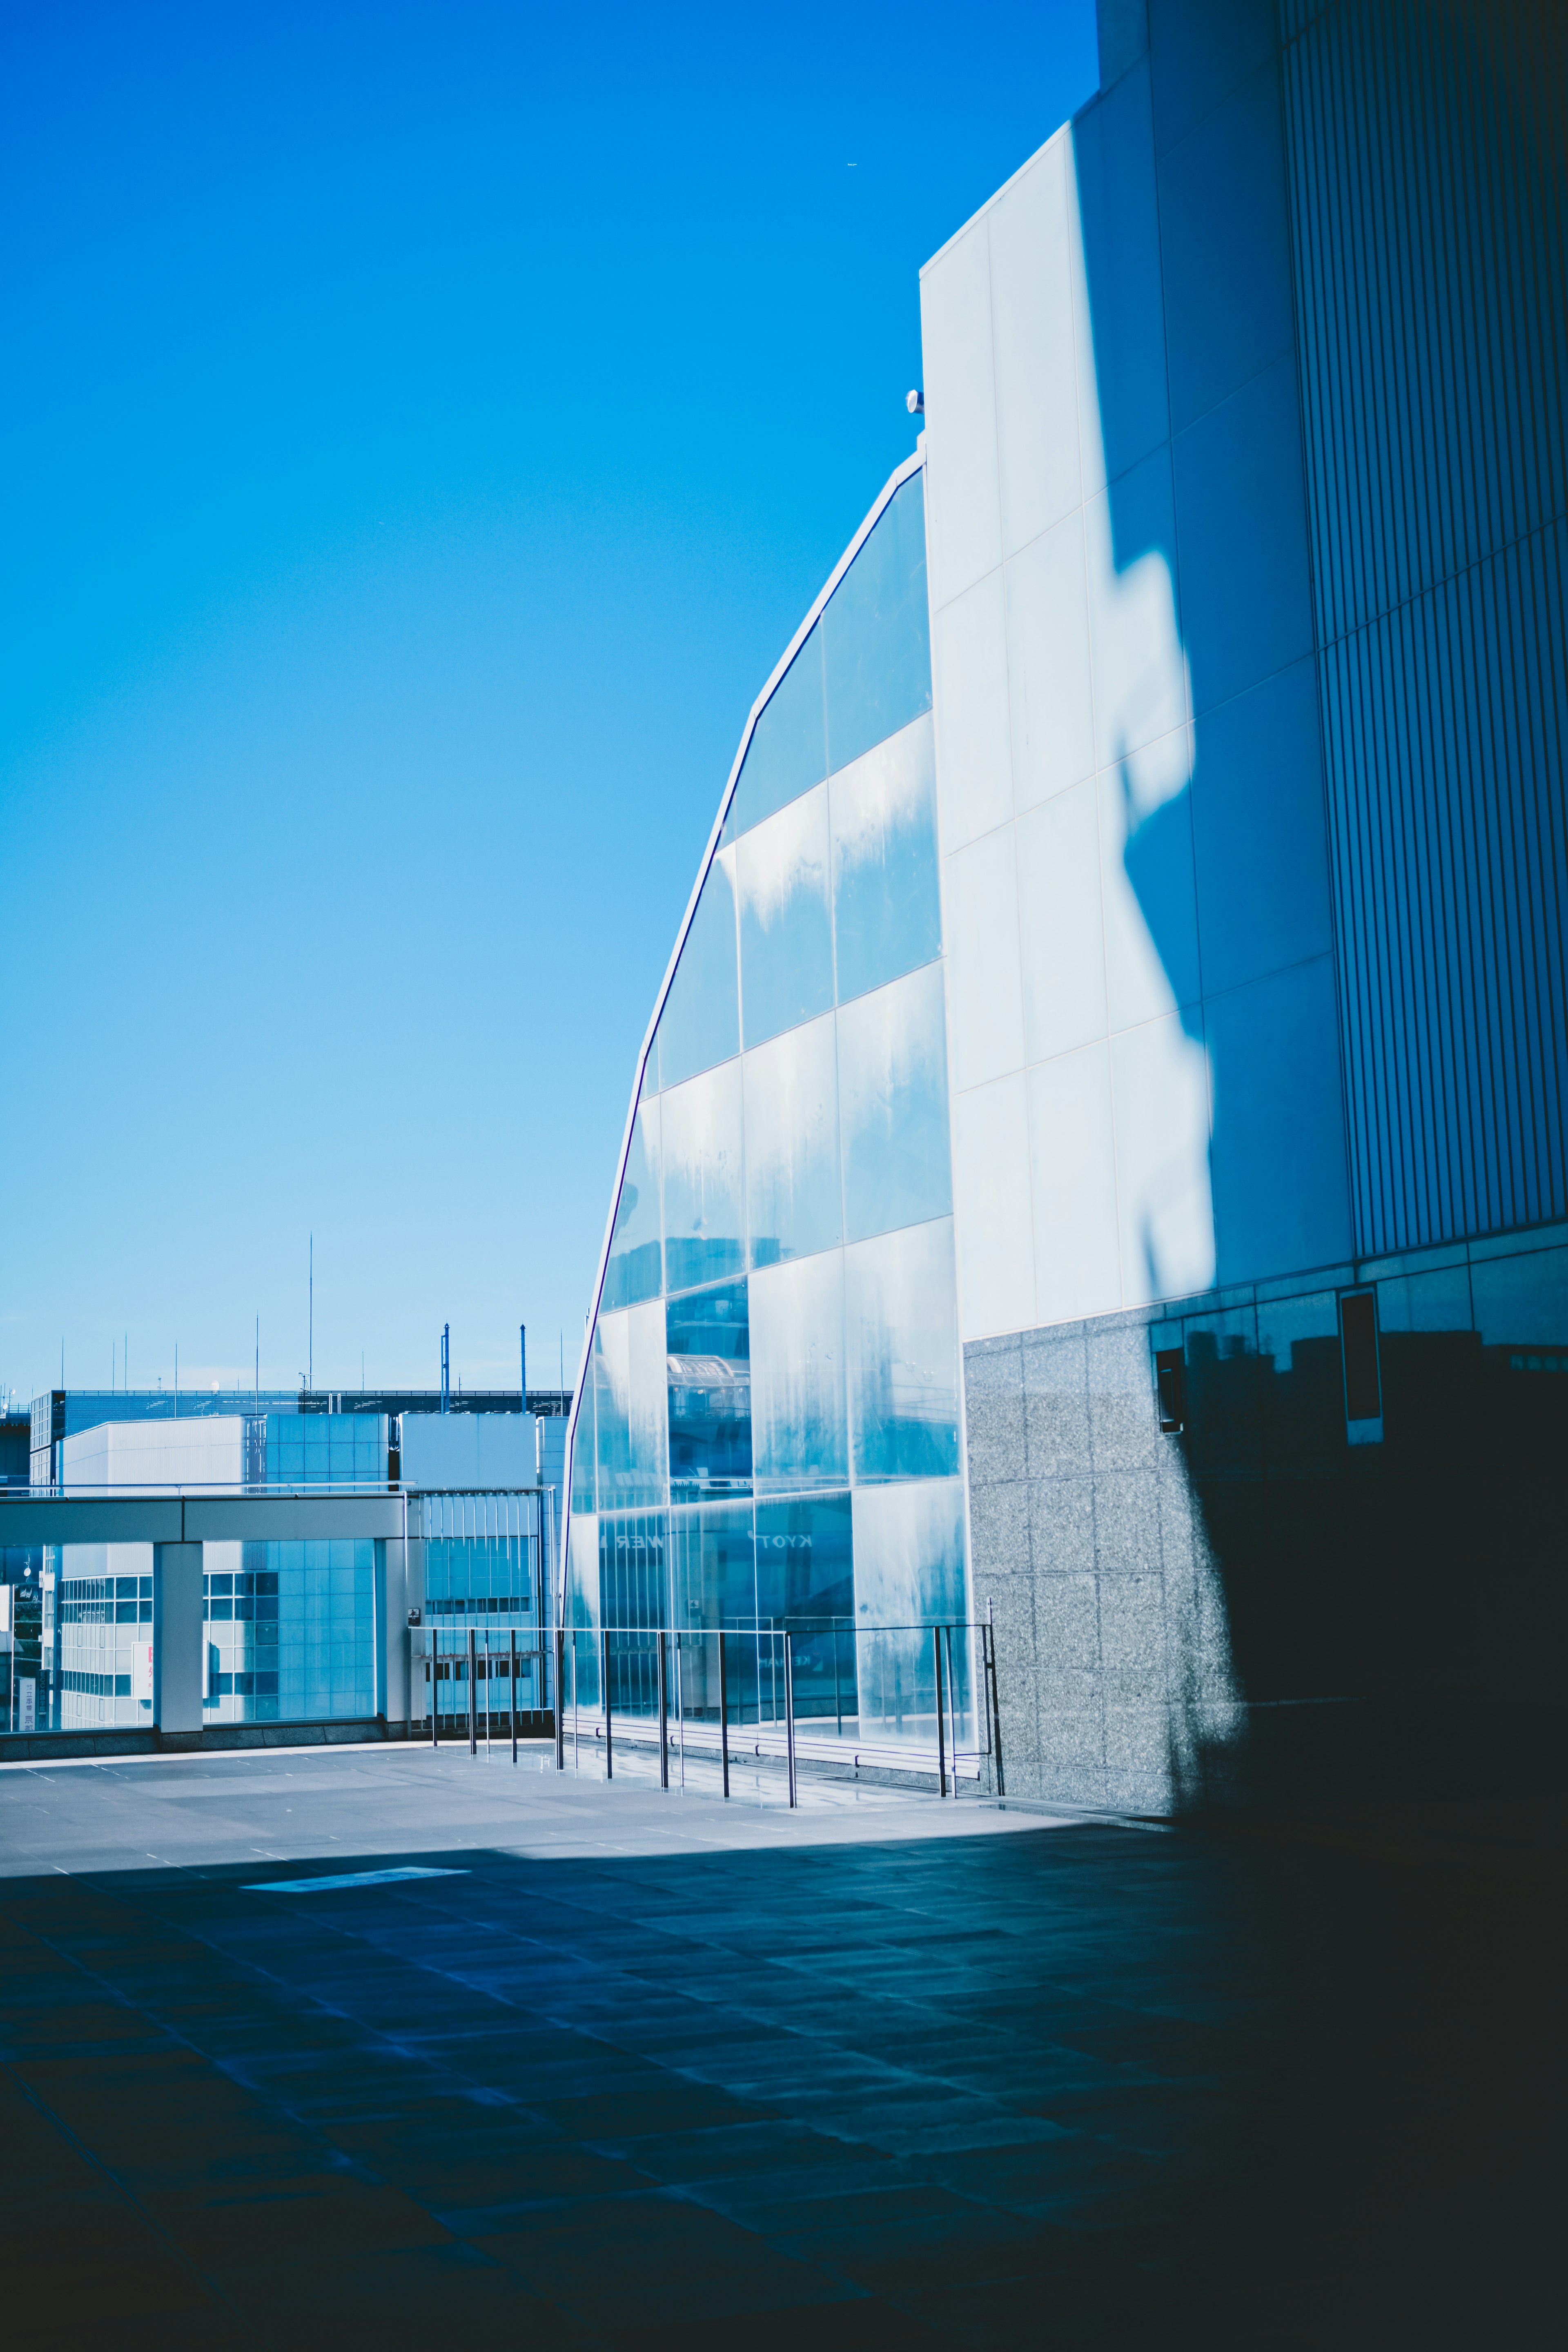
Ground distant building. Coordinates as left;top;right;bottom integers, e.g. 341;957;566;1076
31;1386;567;1733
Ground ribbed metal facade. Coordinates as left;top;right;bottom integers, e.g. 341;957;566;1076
1280;0;1568;1253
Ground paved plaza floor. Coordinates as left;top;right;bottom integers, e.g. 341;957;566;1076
0;1742;1559;2347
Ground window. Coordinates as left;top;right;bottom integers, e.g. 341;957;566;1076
1339;1290;1383;1441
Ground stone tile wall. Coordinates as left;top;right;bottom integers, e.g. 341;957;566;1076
967;1313;1242;1814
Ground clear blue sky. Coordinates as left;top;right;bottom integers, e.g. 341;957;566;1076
1;0;1098;1407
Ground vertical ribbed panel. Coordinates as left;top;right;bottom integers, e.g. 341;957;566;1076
1281;0;1568;1254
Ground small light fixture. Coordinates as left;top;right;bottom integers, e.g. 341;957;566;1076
906;388;924;415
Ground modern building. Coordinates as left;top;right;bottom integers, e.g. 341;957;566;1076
565;0;1567;1808
32;1387;566;1735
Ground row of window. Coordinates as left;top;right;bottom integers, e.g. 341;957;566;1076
570;1478;969;1637
608;959;952;1310
582;1216;962;1515
653;715;941;1099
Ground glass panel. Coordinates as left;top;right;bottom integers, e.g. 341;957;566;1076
749;1251;849;1493
837;960;953;1244
738;782;833;1049
850;1477;966;1621
822;472;932;775
593;1318;628;1504
844;1217;961;1481
849;1479;967;1749
724;623;826;842
831;713;941;1005
656;846;739;1090
755;1491;855;1724
602;1096;663;1310
667;1278;751;1500
744;1011;841;1267
670;1501;756;1628
661;1059;745;1293
591;1302;667;1511
569;1355;595;1513
754;1489;853;1620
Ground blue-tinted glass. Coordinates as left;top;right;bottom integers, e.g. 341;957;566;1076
849;1477;966;1619
599;1508;668;1634
666;1279;751;1500
754;1491;856;1722
657;847;739;1090
837;961;953;1243
724;624;826;842
738;782;833;1049
603;1097;662;1310
754;1490;853;1620
661;1060;744;1292
823;474;932;775
749;1250;848;1493
670;1503;757;1662
831;714;941;1004
569;1361;596;1513
744;1012;840;1267
844;1218;961;1481
849;1478;967;1745
592;1302;667;1512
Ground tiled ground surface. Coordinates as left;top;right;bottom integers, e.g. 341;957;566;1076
0;1749;1560;2348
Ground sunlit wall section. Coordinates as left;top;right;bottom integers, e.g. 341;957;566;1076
567;465;967;1704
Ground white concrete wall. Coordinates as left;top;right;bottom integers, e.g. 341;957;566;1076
921;123;1214;1343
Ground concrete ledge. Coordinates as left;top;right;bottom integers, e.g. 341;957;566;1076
0;1713;559;1766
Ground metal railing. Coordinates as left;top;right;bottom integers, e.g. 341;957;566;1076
539;1620;1004;1805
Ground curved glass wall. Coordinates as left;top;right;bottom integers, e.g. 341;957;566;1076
567;463;964;1746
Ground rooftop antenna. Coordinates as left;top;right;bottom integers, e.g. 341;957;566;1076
309;1234;314;1395
255;1316;260;1411
174;1343;179;1419
520;1323;527;1411
441;1323;450;1414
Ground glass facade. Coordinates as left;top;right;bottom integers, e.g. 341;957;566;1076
567;463;967;1740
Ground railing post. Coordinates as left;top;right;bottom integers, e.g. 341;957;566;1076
601;1627;612;1778
784;1631;796;1809
945;1623;960;1799
934;1625;947;1798
555;1630;565;1769
658;1629;669;1789
510;1626;517;1765
468;1626;477;1755
718;1629;729;1800
430;1633;438;1748
986;1600;1005;1798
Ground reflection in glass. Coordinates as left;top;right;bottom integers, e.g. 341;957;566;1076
744;1013;840;1266
822;472;932;775
670;1501;758;1725
738;783;833;1049
599;1508;669;1717
724;623;827;842
849;1478;968;1747
850;1477;967;1621
569;1348;596;1514
837;960;953;1243
844;1219;961;1480
661;1060;744;1293
755;1490;855;1723
591;1302;668;1512
831;715;941;1005
667;1279;751;1499
603;1098;662;1310
750;1250;848;1492
656;848;739;1090
670;1501;757;1628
